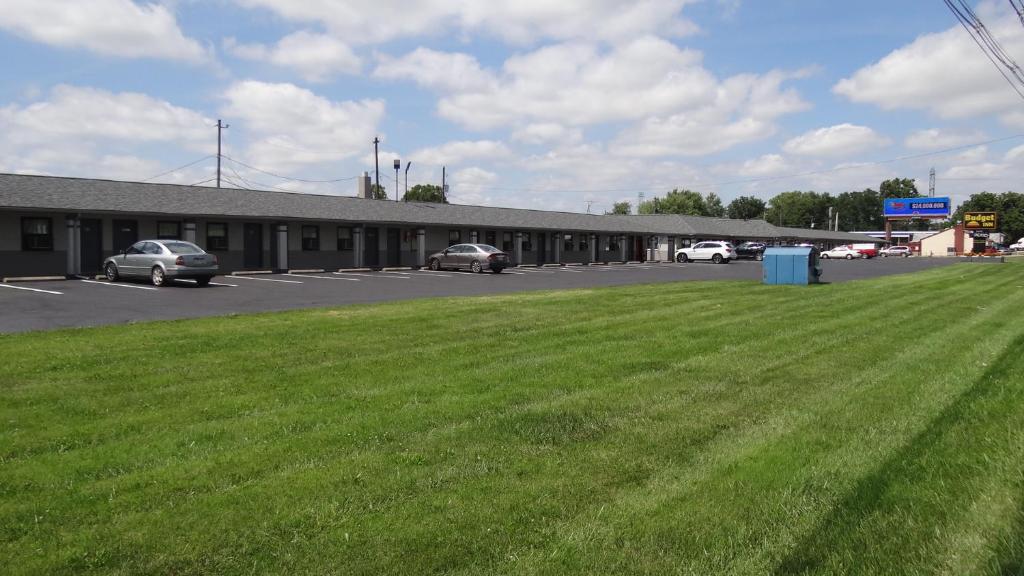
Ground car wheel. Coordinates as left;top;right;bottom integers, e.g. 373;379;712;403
903;253;909;258
845;254;854;260
470;260;482;273
755;252;763;261
104;263;119;281
822;254;830;259
196;276;211;287
429;258;441;271
712;254;723;264
151;266;165;287
676;253;688;263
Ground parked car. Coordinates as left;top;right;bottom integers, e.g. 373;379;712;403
879;245;912;257
1010;238;1024;252
851;243;879;258
820;246;865;260
103;240;219;286
734;241;767;261
675;241;735;263
427;243;510;273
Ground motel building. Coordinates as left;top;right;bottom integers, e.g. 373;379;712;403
1;173;882;279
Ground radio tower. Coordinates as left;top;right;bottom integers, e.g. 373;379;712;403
929;167;936;197
637;192;644;214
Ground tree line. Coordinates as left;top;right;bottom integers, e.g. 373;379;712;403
605;178;1024;243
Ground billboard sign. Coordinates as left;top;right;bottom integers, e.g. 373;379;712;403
883;197;951;218
964;211;998;230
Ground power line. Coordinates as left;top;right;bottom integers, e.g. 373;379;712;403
188;177;217;187
1011;0;1024;27
220;155;359;183
943;0;1024;100
141;155;215;182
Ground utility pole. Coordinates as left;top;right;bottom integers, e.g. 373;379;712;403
929;167;936;197
404;161;411;200
394;159;400;202
586;200;594;214
373;137;380;195
442;166;447;203
827;206;833;231
216;119;229;188
637;192;644;214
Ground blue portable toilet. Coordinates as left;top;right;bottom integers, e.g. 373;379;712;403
763;246;822;285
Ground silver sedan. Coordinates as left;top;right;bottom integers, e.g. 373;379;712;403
427;244;510;273
103;240;219;286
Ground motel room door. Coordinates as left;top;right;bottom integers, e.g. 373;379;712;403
386;228;401;267
243;223;263;269
80;218;103;275
536;233;547;265
364;227;380;267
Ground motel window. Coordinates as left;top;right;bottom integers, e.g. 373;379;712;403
485;230;497;247
302;225;320;251
564;233;574;252
449;230;461;246
608;236;620;251
157;221;180;240
522;232;533;252
206;223;229;251
337;227;353;251
21;218;53;251
579;234;589;252
502;232;513;252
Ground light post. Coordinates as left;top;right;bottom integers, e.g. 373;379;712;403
404;161;411;200
393;159;400;202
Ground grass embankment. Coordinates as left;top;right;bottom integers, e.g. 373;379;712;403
2;263;1024;575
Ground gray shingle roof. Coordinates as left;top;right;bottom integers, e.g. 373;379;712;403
0;173;882;243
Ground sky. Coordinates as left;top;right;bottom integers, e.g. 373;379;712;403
1;0;1023;214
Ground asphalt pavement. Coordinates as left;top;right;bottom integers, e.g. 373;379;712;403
0;257;961;333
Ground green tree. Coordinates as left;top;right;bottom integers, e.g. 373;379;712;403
726;196;767;220
952;191;1024;244
370;183;388;200
879;178;919;199
705;193;726;217
833;188;883;231
606;201;631;215
655;189;707;216
402;184;446;203
765;191;833;228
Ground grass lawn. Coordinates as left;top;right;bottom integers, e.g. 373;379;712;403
2;262;1024;575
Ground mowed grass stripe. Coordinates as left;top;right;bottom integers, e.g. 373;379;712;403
0;263;1022;574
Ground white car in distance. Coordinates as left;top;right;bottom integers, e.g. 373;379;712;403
880;245;912;257
820;246;865;260
675;241;736;264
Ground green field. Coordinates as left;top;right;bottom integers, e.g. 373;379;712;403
2;263;1024;575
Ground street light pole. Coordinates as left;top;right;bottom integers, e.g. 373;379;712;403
393;159;400;202
404;161;411;200
373;137;380;196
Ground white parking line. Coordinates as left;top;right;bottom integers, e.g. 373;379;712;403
516;268;556;274
286;273;360;282
414;270;454;277
80;279;158;291
334;272;409;279
231;275;303;284
0;283;63;295
501;270;526;275
176;279;239;287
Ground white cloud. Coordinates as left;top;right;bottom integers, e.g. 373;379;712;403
904;128;987;150
225;31;360;81
221;81;385;173
1005;144;1024;162
410;140;510;166
834;2;1024;125
0;0;207;62
234;0;699;45
782;123;890;157
0;84;212;149
374;48;496;92
450;167;498;204
511;123;583;146
737;154;793;177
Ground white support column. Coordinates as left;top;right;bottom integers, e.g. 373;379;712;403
514;231;523;266
65;217;80;278
416;228;426;267
353;227;363;268
275;224;288;272
620;235;628;262
552;231;561;264
183;221;197;244
590;234;598;263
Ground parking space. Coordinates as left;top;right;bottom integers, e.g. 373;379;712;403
0;257;961;333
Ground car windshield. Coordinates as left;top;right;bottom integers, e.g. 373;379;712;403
476;244;501;253
162;241;204;254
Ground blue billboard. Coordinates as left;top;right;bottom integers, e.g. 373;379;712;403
883;197;951;218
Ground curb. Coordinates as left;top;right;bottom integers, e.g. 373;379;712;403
338;267;372;273
290;269;325;274
2;275;65;283
381;266;415;271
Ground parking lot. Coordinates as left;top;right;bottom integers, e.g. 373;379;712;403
0;257;960;333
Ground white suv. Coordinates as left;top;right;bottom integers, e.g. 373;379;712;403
880;245;912;257
675;241;735;264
